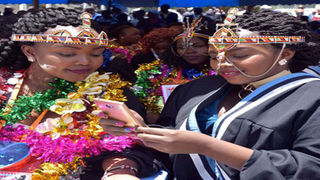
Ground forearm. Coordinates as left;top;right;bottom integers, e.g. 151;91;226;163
200;136;253;170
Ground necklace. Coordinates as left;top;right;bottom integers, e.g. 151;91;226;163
238;84;255;100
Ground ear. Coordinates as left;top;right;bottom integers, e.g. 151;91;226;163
280;48;295;62
21;45;36;59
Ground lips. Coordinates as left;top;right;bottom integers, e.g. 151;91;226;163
68;69;90;74
219;70;241;78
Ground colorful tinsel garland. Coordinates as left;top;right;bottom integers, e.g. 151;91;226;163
132;60;215;114
107;43;143;63
0;71;135;179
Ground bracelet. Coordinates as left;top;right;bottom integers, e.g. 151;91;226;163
104;164;138;176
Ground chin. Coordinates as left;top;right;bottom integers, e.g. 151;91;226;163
63;74;89;82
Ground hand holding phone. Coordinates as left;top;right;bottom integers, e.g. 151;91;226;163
93;98;145;127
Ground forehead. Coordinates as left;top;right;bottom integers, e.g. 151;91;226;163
176;37;206;45
123;27;140;34
209;43;273;53
34;42;105;50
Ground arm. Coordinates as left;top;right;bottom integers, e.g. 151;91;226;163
136;127;253;170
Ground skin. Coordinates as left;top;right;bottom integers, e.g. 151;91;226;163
209;44;295;85
118;27;142;46
176;36;209;66
152;39;172;55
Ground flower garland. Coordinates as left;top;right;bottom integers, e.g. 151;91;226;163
132;60;215;114
0;71;135;179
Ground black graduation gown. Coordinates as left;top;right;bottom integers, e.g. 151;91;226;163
159;72;320;180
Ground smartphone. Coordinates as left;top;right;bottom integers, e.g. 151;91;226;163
93;98;144;127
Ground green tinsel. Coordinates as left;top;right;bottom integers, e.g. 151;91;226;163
0;78;77;125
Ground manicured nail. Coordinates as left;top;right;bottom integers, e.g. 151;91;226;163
98;112;104;118
125;127;136;132
116;122;124;127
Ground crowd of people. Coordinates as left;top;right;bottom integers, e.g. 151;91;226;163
0;3;320;180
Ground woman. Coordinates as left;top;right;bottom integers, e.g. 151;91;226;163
100;23;143;83
0;8;159;180
103;9;320;179
132;21;215;123
130;27;180;70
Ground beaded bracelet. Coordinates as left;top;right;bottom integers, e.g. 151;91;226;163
102;164;138;179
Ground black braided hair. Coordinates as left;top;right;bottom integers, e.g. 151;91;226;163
162;27;215;70
0;8;102;71
234;9;320;72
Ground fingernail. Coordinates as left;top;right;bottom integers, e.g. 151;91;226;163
116;122;124;127
125;127;136;132
98;112;104;118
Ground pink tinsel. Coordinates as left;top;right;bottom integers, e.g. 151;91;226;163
0;125;135;163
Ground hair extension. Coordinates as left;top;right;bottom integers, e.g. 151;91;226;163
235;9;320;72
0;8;102;71
140;27;180;52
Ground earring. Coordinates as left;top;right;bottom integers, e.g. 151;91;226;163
28;57;35;62
278;59;287;66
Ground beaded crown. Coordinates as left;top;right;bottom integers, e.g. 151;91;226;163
209;8;305;73
11;12;108;46
173;17;209;48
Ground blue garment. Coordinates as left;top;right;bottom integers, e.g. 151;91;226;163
196;90;229;134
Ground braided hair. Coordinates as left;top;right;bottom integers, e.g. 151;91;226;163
0;8;102;71
234;9;320;72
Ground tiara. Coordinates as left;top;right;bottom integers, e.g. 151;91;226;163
208;8;305;74
174;17;209;47
209;8;305;49
11;12;108;46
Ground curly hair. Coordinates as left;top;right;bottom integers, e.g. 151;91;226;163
0;8;102;70
234;9;320;72
140;27;180;52
162;27;215;69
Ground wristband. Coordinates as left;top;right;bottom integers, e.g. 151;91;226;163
102;164;138;179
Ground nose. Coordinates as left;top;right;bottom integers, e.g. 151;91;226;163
220;58;233;67
76;55;90;65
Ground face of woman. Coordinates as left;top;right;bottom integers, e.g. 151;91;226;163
153;39;172;55
120;27;141;45
23;26;105;82
176;37;209;66
208;44;289;85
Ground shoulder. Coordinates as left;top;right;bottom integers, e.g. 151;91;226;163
168;75;226;107
176;75;226;92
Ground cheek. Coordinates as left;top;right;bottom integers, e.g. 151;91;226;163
177;49;184;56
210;60;218;69
198;47;209;54
91;57;103;70
37;55;64;71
